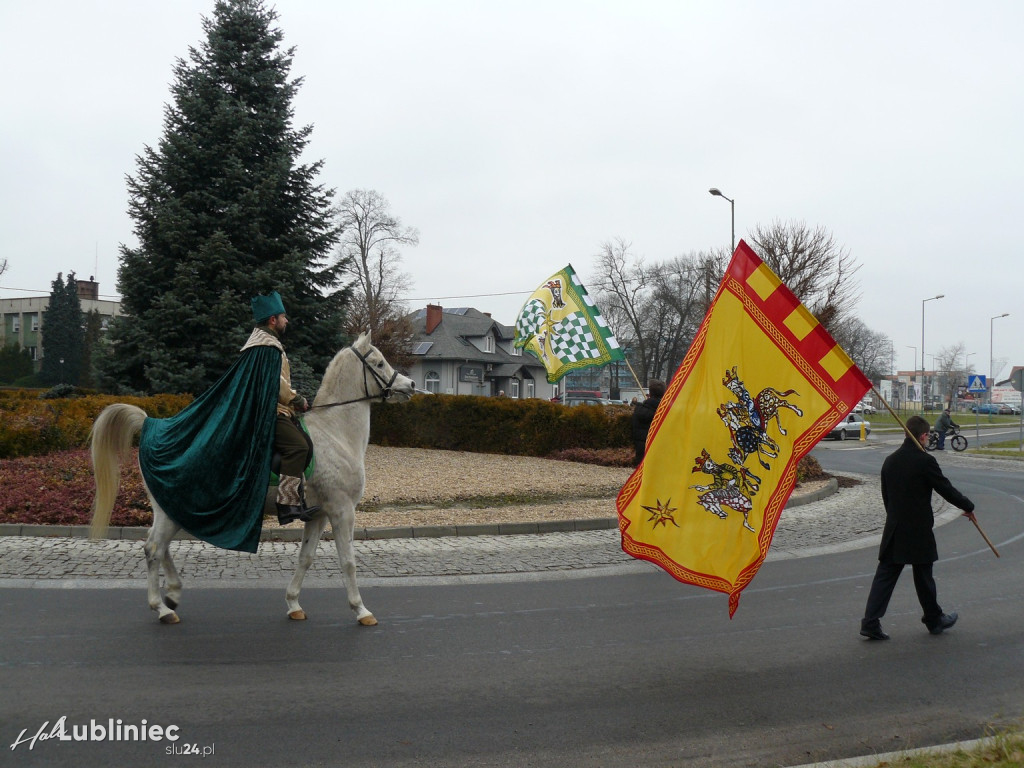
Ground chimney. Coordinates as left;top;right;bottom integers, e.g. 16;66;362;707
426;304;443;334
76;277;99;301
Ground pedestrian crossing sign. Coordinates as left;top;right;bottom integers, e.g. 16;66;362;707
967;375;987;392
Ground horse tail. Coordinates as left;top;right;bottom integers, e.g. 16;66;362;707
90;404;148;539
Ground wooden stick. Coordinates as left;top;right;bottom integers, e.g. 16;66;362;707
971;517;1000;558
871;386;924;451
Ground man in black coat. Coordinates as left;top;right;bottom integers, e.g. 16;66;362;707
860;415;976;640
631;380;666;466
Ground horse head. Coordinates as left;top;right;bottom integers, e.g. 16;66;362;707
316;331;416;406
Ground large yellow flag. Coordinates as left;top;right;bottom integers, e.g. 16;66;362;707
616;241;870;616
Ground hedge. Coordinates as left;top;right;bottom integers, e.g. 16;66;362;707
370;394;631;456
0;390;630;459
0;389;193;458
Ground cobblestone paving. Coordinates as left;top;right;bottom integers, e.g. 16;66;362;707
0;474;886;585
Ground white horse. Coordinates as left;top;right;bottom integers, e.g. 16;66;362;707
90;331;415;625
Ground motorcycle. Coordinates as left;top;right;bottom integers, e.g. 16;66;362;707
926;426;967;452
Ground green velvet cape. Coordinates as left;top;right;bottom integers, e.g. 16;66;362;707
139;345;281;553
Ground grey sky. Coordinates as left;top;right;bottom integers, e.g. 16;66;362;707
2;1;1021;380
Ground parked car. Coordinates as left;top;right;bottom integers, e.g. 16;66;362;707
971;403;1001;414
827;413;870;441
563;396;610;407
853;400;876;415
997;403;1020;415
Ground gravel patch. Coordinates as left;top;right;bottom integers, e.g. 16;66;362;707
264;446;832;530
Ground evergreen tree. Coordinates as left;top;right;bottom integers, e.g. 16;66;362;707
41;272;85;386
0;343;34;384
79;309;104;388
104;0;347;394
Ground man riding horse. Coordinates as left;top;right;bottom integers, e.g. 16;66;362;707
247;291;320;525
136;291;318;553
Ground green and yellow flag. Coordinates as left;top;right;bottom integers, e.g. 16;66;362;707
616;241;870;616
514;264;625;384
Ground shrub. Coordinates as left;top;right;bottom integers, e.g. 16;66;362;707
0;390;192;458
546;447;634;467
371;394;631;456
40;383;80;399
0;448;152;526
796;454;827;483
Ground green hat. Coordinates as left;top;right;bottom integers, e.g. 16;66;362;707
251;291;287;323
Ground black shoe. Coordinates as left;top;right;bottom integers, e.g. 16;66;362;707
859;625;890;641
276;503;304;525
928;612;958;635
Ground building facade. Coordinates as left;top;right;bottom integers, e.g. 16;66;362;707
0;278;122;368
404;305;557;400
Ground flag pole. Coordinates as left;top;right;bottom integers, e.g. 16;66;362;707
623;358;645;395
871;385;999;558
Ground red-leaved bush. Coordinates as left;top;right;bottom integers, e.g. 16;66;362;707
0;448;153;527
546;447;634;467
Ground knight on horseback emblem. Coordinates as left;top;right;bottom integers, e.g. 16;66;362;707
681;366;804;533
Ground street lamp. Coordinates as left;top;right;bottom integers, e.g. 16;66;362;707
990;313;1009;403
59;357;64;384
906;345;917;410
708;188;735;254
921;294;944;411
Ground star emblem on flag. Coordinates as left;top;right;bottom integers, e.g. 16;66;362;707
641;498;679;528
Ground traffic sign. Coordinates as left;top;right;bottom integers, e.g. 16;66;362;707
967;374;987;393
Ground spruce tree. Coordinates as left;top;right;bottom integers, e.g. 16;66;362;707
41;272;85;386
106;0;347;394
0;343;34;384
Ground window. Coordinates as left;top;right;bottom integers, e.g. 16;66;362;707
510;379;520;399
28;346;38;360
484;335;494;353
12;318;20;333
511;346;521;356
525;380;535;399
30;316;39;331
424;371;440;394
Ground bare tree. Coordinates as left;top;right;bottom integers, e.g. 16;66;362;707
335;189;419;367
646;253;718;380
747;220;861;329
830;317;892;383
0;258;7;277
591;240;717;385
935;342;970;408
592;239;654;383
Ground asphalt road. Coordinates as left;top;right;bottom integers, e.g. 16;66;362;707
2;437;1023;768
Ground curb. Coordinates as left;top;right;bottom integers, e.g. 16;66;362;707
0;479;836;542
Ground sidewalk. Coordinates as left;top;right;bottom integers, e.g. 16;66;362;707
0;472;914;587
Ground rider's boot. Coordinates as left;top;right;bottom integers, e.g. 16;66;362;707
276;475;319;524
297;479;320;522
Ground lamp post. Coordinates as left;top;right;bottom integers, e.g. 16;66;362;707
708;188;735;254
990;313;1009;404
906;345;917;410
921;294;944;411
59;357;64;385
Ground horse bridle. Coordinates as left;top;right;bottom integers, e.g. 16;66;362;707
309;346;400;410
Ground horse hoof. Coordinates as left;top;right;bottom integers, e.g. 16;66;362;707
160;612;180;624
358;615;378;626
288;610;307;621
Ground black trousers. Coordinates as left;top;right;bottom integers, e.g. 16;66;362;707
862;561;943;629
275;414;310;476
